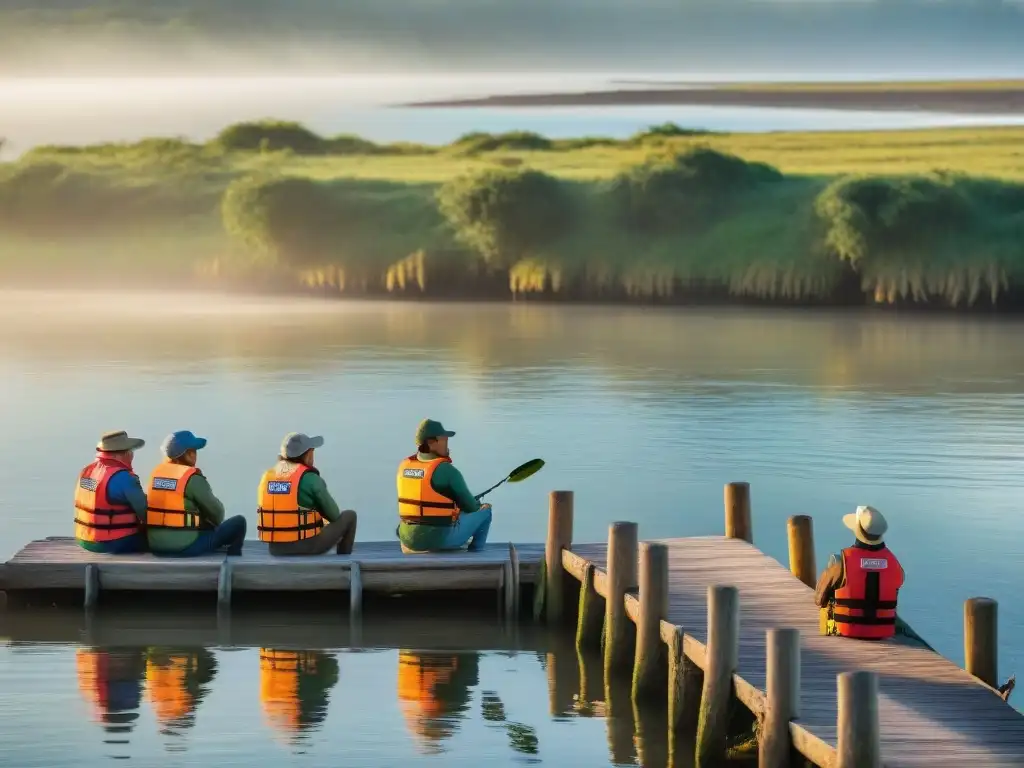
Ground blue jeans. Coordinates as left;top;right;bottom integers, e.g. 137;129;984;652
166;516;248;557
439;508;492;551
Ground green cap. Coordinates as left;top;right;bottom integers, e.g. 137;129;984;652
415;419;456;445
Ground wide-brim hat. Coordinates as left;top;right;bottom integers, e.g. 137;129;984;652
97;430;145;453
843;505;888;545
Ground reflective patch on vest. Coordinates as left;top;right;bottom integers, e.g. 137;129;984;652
403;468;425;478
152;477;178;491
79;477;97;491
267;481;292;494
860;558;888;570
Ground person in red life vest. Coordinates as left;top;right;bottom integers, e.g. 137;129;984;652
74;430;149;554
814;505;905;640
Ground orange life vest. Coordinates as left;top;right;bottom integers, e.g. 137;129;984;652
833;545;904;640
256;463;324;543
146;462;203;530
74;457;142;542
259;649;318;735
397;455;458;526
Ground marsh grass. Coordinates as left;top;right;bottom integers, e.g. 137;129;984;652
4;121;1024;307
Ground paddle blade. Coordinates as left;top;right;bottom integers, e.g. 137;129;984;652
508;458;545;483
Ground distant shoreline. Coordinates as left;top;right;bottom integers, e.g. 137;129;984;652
399;80;1024;114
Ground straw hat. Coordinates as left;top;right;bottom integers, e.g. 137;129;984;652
842;505;888;545
96;430;145;453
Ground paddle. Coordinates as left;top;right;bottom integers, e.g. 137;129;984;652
474;458;545;501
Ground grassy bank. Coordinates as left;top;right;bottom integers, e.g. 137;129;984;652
2;120;1024;308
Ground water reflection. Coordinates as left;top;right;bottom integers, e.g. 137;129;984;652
397;651;476;754
258;649;339;748
146;647;217;748
75;647;146;759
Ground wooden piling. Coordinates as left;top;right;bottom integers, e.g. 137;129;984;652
633;542;669;702
502;560;514;621
760;627;801;768
349;562;362;616
545;491;575;624
836;671;881;768
604;521;639;673
83;564;99;610
724;482;752;543
965;597;998;688
509;543;521;616
576;561;605;651
786;515;816;589
217;561;232;609
668;626;702;734
696;584;740;766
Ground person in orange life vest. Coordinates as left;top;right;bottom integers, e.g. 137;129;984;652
397;419;492;554
814;505;905;640
147;431;247;556
75;430;148;554
257;433;358;556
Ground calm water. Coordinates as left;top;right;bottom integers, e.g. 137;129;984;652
3;290;1024;761
4;75;1024;156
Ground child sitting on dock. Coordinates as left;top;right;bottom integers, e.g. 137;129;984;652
74;430;149;554
146;431;248;557
396;419;492;554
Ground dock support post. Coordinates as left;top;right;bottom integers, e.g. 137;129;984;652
502;560;514;621
84;565;99;611
786;515;816;588
633;542;668;703
509;543;521;617
604;521;639;674
760;627;800;768
545;491;575;624
696;584;739;767
836;671;880;768
350;562;362;616
724;482;752;543
217;561;232;610
576;562;604;651
668;626;702;734
965;597;998;688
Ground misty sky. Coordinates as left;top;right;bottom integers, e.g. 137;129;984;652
2;1;1024;76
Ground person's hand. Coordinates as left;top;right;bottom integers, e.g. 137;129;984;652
479;503;492;512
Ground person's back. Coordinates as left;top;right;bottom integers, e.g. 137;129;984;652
815;505;904;640
397;419;491;554
146;430;247;557
257;432;358;556
75;430;148;554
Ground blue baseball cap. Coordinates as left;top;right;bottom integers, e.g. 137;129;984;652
161;430;208;459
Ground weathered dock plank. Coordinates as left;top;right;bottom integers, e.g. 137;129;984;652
0;538;543;595
564;536;1024;768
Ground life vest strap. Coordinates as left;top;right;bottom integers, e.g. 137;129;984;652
256;522;325;533
833;598;897;609
398;497;457;510
399;516;456;527
74;516;140;530
833;614;896;626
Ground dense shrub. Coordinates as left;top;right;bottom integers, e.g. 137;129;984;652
221;176;338;265
609;147;782;232
451;131;553;154
436;167;575;265
215;120;328;154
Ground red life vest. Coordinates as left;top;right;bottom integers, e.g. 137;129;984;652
833;545;904;639
74;456;142;543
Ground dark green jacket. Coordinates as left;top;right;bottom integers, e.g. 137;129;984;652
398;452;482;551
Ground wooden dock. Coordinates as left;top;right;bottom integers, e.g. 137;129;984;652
560;536;1024;767
3;486;1024;767
0;537;542;612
